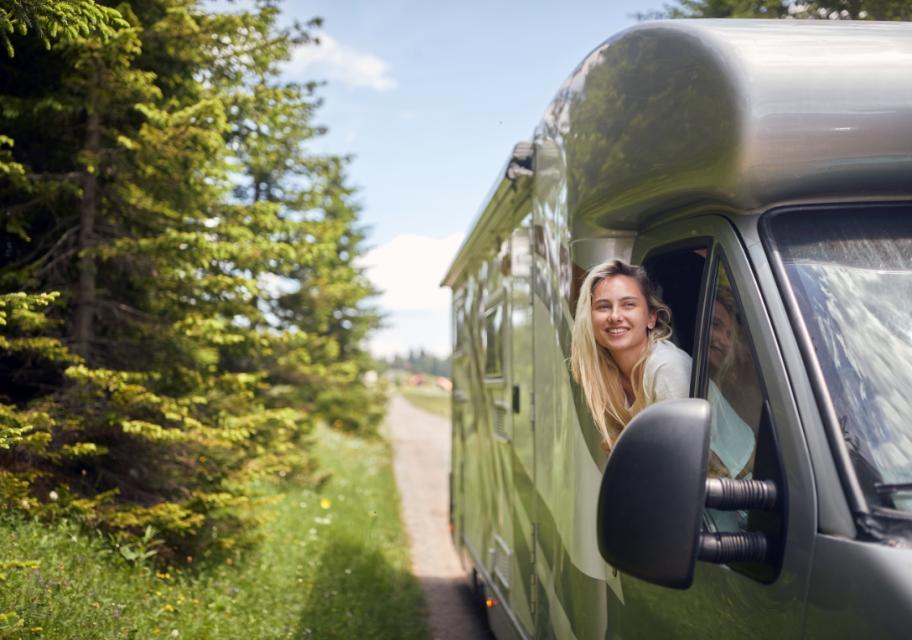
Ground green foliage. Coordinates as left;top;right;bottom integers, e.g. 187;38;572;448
0;0;128;57
0;0;383;562
642;0;912;19
0;426;428;639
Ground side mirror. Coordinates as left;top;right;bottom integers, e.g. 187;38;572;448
596;398;711;589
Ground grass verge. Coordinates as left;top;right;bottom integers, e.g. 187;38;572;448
399;386;450;419
0;425;429;640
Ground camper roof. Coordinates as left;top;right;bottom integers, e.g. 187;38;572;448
443;19;912;288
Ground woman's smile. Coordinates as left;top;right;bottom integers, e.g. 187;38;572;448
590;275;657;369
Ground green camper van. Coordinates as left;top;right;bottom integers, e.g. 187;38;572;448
443;19;912;640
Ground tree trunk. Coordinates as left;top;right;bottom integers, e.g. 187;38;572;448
74;109;100;360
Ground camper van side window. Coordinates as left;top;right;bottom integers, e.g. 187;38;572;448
483;295;506;379
703;260;765;534
453;292;467;352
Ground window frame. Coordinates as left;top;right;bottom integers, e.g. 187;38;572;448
634;214;809;584
482;287;508;384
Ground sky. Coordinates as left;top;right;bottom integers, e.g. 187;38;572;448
272;1;663;358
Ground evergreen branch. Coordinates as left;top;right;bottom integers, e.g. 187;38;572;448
1;0;129;57
27;170;83;183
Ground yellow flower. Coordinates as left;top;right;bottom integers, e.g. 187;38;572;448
320;498;332;510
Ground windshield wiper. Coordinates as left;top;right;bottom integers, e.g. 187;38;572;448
874;482;912;495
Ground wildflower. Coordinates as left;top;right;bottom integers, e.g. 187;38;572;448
320;498;332;510
171;631;180;638
48;491;59;501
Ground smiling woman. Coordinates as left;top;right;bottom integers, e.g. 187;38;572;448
570;259;690;452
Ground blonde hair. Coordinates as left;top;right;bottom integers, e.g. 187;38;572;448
570;260;672;450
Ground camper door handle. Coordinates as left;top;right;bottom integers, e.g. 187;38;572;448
512;385;521;414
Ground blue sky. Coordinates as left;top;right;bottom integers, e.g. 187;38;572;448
274;1;664;357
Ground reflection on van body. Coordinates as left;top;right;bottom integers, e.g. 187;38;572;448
442;20;912;640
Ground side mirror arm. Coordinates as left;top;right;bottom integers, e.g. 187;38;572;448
698;477;779;564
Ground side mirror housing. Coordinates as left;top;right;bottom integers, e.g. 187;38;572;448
596;398;711;589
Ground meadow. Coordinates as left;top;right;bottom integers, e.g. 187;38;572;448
0;426;429;640
399;386;451;419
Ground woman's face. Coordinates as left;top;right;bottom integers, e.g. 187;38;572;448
590;275;656;362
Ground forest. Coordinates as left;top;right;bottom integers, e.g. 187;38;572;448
1;0;384;563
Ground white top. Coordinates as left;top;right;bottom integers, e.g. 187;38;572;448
641;339;755;477
643;339;692;404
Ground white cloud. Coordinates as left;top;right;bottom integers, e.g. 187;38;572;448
362;233;464;358
369;310;451;359
286;33;397;91
363;233;464;312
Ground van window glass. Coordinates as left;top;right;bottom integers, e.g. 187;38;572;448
766;208;912;513
703;261;763;532
703;260;762;533
708;264;765;432
454;292;467;352
483;298;505;378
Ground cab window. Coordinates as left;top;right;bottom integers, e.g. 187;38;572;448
647;247;768;535
702;259;765;532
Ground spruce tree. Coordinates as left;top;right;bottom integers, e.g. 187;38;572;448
0;0;382;559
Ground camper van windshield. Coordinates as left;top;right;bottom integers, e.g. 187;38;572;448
766;207;912;514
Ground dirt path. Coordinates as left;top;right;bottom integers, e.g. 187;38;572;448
386;394;494;640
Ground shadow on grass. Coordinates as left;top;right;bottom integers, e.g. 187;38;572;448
296;536;429;640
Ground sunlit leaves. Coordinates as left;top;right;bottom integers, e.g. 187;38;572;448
0;0;128;57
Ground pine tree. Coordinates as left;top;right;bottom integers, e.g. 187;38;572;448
1;0;382;559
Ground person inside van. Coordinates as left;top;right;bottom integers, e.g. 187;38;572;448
570;259;754;480
570;259;690;454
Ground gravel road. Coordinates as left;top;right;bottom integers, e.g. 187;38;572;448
386;394;494;640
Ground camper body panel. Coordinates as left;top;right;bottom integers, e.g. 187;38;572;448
508;216;537;635
804;535;912;638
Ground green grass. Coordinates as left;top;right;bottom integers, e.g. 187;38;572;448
399;386;450;419
0;426;429;640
